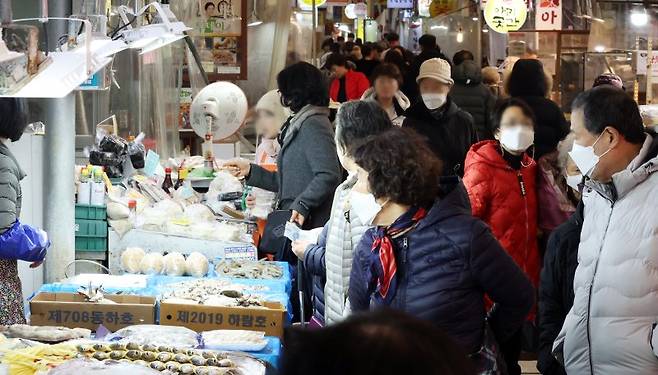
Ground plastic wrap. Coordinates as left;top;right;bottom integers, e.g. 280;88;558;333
121;247;146;274
201;330;267;352
107;202;130;220
99;135;128;155
105;325;199;348
207;172;243;198
139;253;164;275
183;204;215;222
185;252;209;277
163;252;186;276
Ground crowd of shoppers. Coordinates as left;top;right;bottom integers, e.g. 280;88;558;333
222;31;654;375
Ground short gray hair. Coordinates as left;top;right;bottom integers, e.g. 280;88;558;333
557;132;575;171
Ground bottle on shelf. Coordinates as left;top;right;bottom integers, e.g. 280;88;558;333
90;167;106;206
162;167;175;195
128;199;137;228
174;168;188;190
77;168;91;205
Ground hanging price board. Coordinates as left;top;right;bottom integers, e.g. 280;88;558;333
484;0;528;33
429;0;458;18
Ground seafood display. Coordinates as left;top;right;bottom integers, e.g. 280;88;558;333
215;260;283;279
47;358;163;375
75;343;244;374
106;325;199;348
161;280;265;308
201;330;268;352
0;325;91;343
121;250;210;277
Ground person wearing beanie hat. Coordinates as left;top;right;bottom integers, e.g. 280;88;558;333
403;58;477;177
405;35;451;103
592;72;625;90
254;90;291;165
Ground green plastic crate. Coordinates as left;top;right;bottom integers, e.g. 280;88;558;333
75;219;108;237
75;204;107;220
75;236;107;252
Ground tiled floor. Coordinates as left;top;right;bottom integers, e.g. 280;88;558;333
521;361;540;374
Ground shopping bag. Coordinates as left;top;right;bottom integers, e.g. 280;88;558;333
0;221;49;262
258;210;292;261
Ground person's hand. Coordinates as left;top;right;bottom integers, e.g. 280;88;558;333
246;194;256;209
29;261;43;268
290;210;305;226
291;240;311;260
222;158;251;178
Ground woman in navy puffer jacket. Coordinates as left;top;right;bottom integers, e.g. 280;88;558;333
348;127;534;372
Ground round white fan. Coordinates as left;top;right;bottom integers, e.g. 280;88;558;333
190;81;248;141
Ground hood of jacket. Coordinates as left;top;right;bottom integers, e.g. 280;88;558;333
587;132;658;202
416;176;472;231
283;105;330;145
452;60;482;85
465;140;535;171
360;87;411;112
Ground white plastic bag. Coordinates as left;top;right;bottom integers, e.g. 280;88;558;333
185;252;209;277
201;330;268;352
106;324;198;348
139;253;164;275
184;204;215;222
120;247;145;274
163;252;186;276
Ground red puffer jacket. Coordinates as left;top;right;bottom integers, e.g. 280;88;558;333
463;141;540;291
329;70;370;102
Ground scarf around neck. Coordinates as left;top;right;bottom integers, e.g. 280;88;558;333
368;206;427;305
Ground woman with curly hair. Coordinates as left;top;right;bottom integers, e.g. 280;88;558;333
348;127;534;373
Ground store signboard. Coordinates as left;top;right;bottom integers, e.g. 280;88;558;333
637;51;658;76
429;0;459;17
484;0;528;33
535;0;562;30
387;0;414;9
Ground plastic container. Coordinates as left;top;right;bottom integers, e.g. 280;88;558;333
75;219;108;237
75;204;107;220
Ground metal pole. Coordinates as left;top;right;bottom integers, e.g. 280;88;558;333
43;94;76;283
0;0;12;25
311;0;317;66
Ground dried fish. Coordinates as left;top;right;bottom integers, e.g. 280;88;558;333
194;366;211;375
190;355;206;366
201;351;217;360
127;342;143;351
93;351;110;360
126;350;142;360
174;353;190;363
165;361;181;372
93;343;111;352
180;364;195;375
218;359;235;368
149;361;166;371
109;342;127;351
109;351;127;360
141;351;158;361
157;345;174;353
215;260;283;279
156;352;173;362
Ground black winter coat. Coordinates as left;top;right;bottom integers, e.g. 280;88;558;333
349;180;535;354
451;61;495;140
405;49;451;103
537;202;583;375
513;96;569;160
403;98;477;177
302;224;328;325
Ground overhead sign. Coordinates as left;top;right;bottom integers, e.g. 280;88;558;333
387;0;414;9
484;0;528;33
638;51;658;76
535;0;562;30
429;0;459;17
299;0;327;9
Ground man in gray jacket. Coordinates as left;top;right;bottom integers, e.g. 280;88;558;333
554;87;658;374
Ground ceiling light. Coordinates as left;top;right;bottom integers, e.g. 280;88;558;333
631;10;649;27
472;17;479;21
457;28;464;43
483;28;489;33
594;45;605;53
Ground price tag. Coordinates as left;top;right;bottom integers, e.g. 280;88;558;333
223;245;257;261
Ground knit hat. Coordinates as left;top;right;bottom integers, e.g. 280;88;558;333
256;90;291;128
593;73;625;90
416;58;454;85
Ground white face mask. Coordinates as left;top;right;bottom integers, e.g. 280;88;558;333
568;132;611;178
421;93;447;110
565;173;583;191
499;126;534;153
350;190;384;226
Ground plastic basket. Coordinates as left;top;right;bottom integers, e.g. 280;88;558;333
75;236;108;252
75;219;108;237
75;204;107;220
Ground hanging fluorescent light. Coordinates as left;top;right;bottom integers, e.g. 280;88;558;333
594;45;606;53
116;2;191;53
631;10;649;27
430;25;448;30
247;0;262;27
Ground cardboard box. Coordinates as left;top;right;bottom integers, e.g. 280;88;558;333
30;293;156;332
159;301;286;338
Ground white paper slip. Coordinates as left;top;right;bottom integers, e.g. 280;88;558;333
284;221;301;242
285;222;323;243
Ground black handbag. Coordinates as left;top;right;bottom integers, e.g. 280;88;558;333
258;210;293;261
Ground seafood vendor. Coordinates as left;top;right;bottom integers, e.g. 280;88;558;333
0;98;49;324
